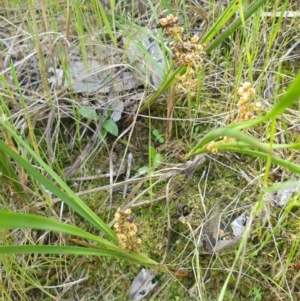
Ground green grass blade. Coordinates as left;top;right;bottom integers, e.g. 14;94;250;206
0;135;116;241
186;70;300;159
186;127;271;158
94;0;117;46
139;65;185;112
0;150;30;202
226;148;300;174
206;0;268;53
0;245;157;266
0;211;117;249
202;0;244;43
0;211;159;265
0;245;124;258
261;72;300;120
186;131;300;174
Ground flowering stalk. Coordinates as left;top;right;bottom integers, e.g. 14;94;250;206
157;13;206;97
206;82;262;154
114;208;142;251
157;13;207;140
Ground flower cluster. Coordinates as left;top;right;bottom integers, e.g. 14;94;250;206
205;82;262;154
157;13;206;97
206;141;219;155
236;82;261;122
113;208;142;251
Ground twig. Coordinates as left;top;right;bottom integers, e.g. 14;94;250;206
161;176;174;264
45;109;54;161
72;156;206;195
123;152;133;199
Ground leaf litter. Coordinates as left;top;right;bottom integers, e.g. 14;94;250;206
0;24;165;127
130;268;158;300
200;207;250;253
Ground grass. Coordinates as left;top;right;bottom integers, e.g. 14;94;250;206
0;0;300;300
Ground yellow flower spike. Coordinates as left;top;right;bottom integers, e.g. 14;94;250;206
173;33;182;41
180;74;187;82
211;148;218;155
191;35;200;44
129;223;137;230
113;207;141;251
254;102;262;110
113;222;120;229
159;18;168;27
120;242;127;249
197;44;204;51
235;82;258;122
242;82;252;90
249;88;256;97
173;16;179;24
117;233;127;242
158;12;206;96
244;112;254;120
206;142;214;151
114;211;121;220
189;69;195;76
166;14;174;21
124;208;132;215
239;93;250;103
128;231;136;237
238;87;245;95
185;54;193;63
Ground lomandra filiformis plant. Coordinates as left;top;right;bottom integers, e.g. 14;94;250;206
114;208;142;251
206;82;262;154
236;82;262;123
157;13;206;97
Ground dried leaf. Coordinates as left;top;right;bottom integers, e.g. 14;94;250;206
146;37;164;88
230;213;249;237
201;212;219;251
48;60;142;94
109;99;124;122
201;210;249;253
124;30;165;88
130;269;157;301
264;74;275;100
113;71;142;92
66;60;108;94
265;184;300;207
214;212;249;252
214;235;243;252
